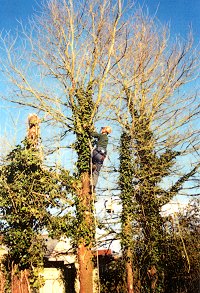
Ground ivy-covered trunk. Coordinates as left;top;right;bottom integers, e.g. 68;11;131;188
131;110;178;292
119;92;180;291
0;115;69;292
77;173;95;293
73;86;95;292
119;132;135;293
9;115;37;293
131;112;162;292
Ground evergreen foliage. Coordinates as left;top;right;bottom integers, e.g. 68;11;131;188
73;83;95;174
0;139;72;288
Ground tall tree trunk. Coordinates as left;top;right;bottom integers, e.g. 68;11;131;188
0;269;6;293
12;266;30;293
78;243;94;293
119;132;135;292
77;172;94;293
147;265;158;293
126;254;134;293
124;223;134;293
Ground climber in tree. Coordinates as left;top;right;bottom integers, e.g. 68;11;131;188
90;126;112;188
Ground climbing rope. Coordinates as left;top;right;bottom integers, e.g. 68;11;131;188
89;138;101;293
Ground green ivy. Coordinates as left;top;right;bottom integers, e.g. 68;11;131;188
0;139;73;289
118;103;182;292
70;82;96;249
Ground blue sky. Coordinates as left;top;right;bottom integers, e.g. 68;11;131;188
0;0;199;151
139;0;200;40
0;0;41;30
0;0;198;224
0;0;199;40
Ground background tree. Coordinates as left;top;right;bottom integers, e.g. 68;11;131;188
162;198;200;293
0;116;71;291
119;131;136;293
114;11;199;293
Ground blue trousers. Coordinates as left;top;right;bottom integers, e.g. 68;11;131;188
92;148;106;187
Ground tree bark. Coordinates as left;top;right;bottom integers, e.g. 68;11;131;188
78;243;94;293
126;257;134;293
12;266;30;293
0;269;6;293
77;172;94;293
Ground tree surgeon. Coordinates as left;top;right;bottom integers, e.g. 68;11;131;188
90;126;112;188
